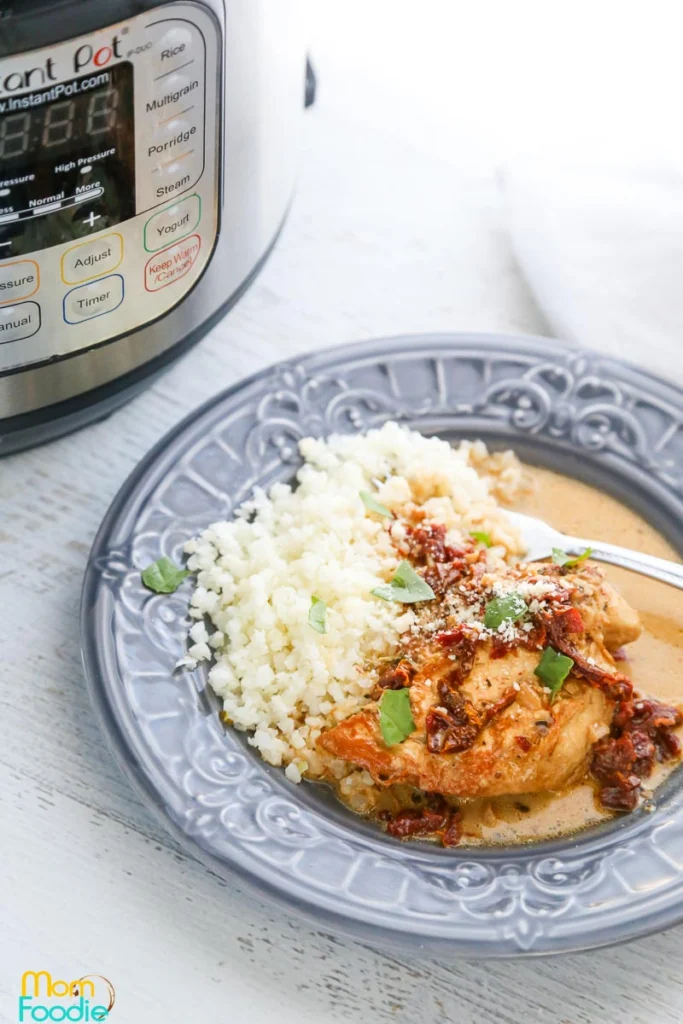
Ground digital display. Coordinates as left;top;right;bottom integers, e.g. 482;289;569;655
0;63;135;257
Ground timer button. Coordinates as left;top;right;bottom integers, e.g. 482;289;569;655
63;274;124;324
0;259;39;305
61;233;123;285
0;300;40;344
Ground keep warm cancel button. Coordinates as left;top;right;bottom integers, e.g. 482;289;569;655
144;234;201;292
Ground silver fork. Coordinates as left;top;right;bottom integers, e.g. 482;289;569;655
504;510;683;591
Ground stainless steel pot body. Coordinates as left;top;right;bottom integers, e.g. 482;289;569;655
0;0;309;452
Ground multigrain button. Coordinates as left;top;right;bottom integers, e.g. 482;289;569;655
144;194;200;252
61;233;123;285
0;300;40;343
144;234;201;291
0;259;39;304
63;274;124;323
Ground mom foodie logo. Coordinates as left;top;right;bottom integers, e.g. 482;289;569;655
18;972;115;1022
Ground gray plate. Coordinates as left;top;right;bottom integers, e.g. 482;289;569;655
82;333;683;957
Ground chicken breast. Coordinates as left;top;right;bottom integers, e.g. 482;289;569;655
319;563;639;799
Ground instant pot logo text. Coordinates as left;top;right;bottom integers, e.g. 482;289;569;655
0;34;123;94
18;971;116;1022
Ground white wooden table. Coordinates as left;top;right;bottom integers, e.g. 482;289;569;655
3;5;683;1021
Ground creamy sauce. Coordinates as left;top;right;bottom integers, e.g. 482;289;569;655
463;465;683;846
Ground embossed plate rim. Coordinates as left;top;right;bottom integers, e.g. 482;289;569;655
81;332;683;956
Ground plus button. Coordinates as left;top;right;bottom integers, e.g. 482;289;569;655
82;211;101;229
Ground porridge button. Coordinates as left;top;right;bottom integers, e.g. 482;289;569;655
0;259;39;304
63;274;124;323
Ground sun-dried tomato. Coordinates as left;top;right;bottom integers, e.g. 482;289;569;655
426;699;482;753
481;688;517;725
376;659;416;691
423;561;469;595
591;696;682;812
544;613;633;702
406;523;465;565
598;773;641;811
441;811;463;847
557;606;584;635
384;799;462;847
385;805;449;838
515;735;532;752
435;627;467;647
441;636;478;688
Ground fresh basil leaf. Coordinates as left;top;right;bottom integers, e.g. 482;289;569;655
141;557;190;594
308;595;327;634
483;592;527;629
371;560;436;603
471;530;492;548
379;687;415;746
359;489;393;518
552;547;593;568
534;645;574;700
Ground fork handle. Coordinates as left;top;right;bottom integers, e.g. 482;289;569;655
568;537;683;590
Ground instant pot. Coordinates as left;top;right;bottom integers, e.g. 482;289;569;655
0;0;313;454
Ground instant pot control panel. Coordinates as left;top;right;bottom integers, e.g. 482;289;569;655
0;2;220;372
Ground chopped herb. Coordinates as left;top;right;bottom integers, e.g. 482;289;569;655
308;595;327;634
535;646;574;700
483;592;527;629
371;560;436;603
471;530;492;548
379;687;415;746
141;556;189;594
551;547;593;568
359;489;393;518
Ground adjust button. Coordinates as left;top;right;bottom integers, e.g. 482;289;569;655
63;274;124;323
144;194;200;252
0;300;40;344
61;232;123;285
0;259;39;304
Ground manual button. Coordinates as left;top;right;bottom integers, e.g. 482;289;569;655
63;274;124;323
144;194;200;252
0;300;40;344
61;232;123;285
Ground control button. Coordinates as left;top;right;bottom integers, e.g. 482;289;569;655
0;220;25;259
154;26;195;73
0;258;39;305
144;195;200;252
61;233;123;285
0;300;40;344
150;72;199;112
63;274;124;323
72;203;107;236
145;234;201;291
148;122;199;170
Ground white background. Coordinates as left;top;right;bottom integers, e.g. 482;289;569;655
3;3;683;1023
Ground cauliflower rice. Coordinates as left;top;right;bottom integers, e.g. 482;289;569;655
183;422;526;780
